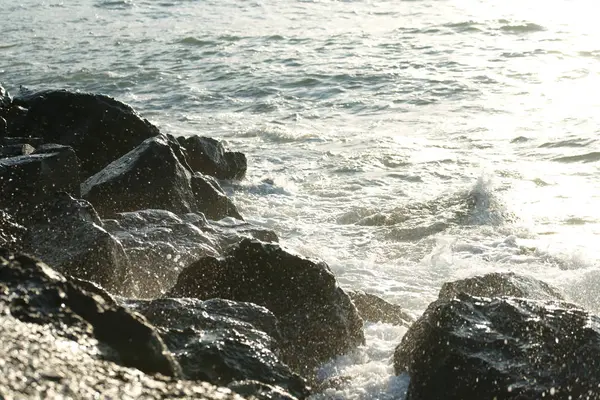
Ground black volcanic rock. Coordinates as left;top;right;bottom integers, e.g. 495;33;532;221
82;135;197;218
177;135;247;180
191;173;243;220
0;144;80;217
0;249;179;377
24;193;134;296
438;272;564;301
103;209;277;297
12;89;160;178
394;293;600;400
347;290;414;327
167;239;365;374
124;297;310;399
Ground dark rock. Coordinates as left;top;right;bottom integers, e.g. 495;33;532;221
2;136;44;147
0;210;26;250
103;209;277;297
394;293;600;400
347;290;414;327
0;143;35;158
124;297;310;399
0;249;179;377
438;272;564;301
192;173;243;220
167;239;365;375
0;144;80;217
0;84;11;108
12;89;160;178
177;135;247;180
24;193;134;296
82;135;197;218
0;116;6;137
1;105;32;137
229;380;300;400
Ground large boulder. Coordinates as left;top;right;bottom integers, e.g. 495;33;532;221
82;135;197;218
167;239;365;374
177;135;247;180
0;249;178;377
103;209;276;297
347;290;414;327
438;272;564;301
24;193;134;296
394;293;600;400
0;144;80;217
12;89;160;178
124;297;310;399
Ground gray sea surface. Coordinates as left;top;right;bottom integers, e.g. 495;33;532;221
3;0;600;398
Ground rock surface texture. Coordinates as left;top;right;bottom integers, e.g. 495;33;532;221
438;271;564;301
394;293;600;400
24;193;134;296
167;239;365;374
0;144;80;217
104;209;277;297
12;89;160;178
347;290;414;327
125;297;310;399
177;135;247;180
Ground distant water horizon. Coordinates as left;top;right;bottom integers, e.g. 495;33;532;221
3;0;600;397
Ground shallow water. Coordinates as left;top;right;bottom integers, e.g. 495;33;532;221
3;0;600;397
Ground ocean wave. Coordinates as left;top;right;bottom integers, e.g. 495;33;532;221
539;138;595;148
177;37;217;47
553;152;600;163
94;0;134;9
499;21;545;34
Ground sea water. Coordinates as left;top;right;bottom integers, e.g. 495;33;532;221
2;0;600;398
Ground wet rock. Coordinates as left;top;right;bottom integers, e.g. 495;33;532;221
0;249;179;377
229;380;300;400
192;173;243;220
0;143;36;158
124;297;310;399
0;210;26;250
0;116;6;137
0;84;11;109
12;89;160;178
177;135;247;180
167;239;365;375
82;135;197;218
347;290;414;327
438;271;564;301
1;136;44;147
394;293;600;400
103;209;277;297
0;144;80;217
24;193;134;296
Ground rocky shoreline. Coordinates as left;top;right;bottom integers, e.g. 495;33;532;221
2;85;599;400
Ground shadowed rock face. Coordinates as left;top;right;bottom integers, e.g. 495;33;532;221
347;290;414;327
24;193;135;296
0;144;80;217
177;135;247;180
394;293;600;400
82;135;243;221
124;297;310;399
0;249;179;378
167;239;365;375
82;135;197;218
438;271;564;301
11;89;160;178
